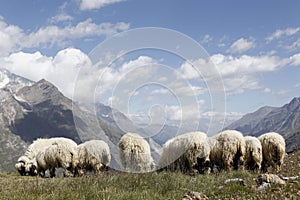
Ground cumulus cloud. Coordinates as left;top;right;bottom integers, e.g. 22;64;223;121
0;17;129;54
227;38;255;53
79;0;125;10
267;27;300;41
0;48;92;99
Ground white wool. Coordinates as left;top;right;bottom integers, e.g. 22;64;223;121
210;130;245;171
158;131;210;173
119;132;155;173
77;140;111;175
16;137;77;176
244;136;262;171
258;132;286;172
35;138;78;177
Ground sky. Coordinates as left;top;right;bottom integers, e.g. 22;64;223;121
0;0;299;133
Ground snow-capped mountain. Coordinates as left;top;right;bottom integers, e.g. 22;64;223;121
0;68;34;91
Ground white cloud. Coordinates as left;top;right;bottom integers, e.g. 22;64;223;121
263;87;272;93
289;53;300;66
49;13;73;24
25;18;129;48
179;53;286;95
227;38;255;53
0;17;129;54
286;38;300;50
202;34;213;43
0;48;92;99
79;0;125;10
267;27;300;41
0;18;24;55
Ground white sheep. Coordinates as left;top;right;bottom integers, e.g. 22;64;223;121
158;131;210;174
209;130;245;171
76;140;111;176
244;136;262;172
119;132;155;173
15;137;77;176
15;138;54;176
258;132;286;173
35;139;78;177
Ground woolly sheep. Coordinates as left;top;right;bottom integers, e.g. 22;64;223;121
15;138;55;176
158;131;210;174
119;132;155;173
244;136;262;172
15;137;77;176
76;140;111;176
258;132;286;173
209;130;245;171
35;139;78;177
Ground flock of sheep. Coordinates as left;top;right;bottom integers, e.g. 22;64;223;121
15;130;286;177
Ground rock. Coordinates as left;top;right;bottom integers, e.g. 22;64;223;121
257;174;286;185
224;178;246;186
182;191;209;200
278;175;299;181
257;182;271;190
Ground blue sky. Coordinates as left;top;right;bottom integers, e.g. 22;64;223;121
0;0;299;131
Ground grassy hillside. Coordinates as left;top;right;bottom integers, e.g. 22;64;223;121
1;150;299;200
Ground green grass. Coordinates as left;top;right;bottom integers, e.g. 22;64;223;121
1;150;300;200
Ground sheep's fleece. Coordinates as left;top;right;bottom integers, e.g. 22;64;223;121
119;132;154;173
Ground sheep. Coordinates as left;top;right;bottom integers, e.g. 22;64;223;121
244;136;262;172
15;138;54;176
258;132;286;173
119;132;155;173
35;139;78;177
209;130;245;171
158;131;210;174
76;140;111;176
15;137;77;176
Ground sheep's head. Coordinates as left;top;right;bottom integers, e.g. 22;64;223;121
25;160;38;176
15;162;26;176
15;156;30;176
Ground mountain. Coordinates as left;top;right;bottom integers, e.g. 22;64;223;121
0;68;33;91
226;97;300;152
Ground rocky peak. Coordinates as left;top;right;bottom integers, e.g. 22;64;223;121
0;68;34;91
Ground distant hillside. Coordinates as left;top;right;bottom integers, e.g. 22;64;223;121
226;97;300;151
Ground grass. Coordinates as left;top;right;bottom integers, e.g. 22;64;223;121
1;150;300;200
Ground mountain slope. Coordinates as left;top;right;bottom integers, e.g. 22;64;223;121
285;127;300;152
226;97;300;151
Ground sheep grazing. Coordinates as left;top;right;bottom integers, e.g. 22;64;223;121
258;132;286;173
15;138;56;176
244;136;262;172
158;131;210;174
119;132;155;173
209;130;245;171
35;139;78;177
76;140;111;176
15;137;77;176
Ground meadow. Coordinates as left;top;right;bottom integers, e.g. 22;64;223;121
1;150;299;200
